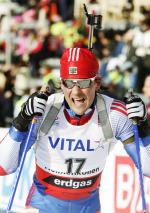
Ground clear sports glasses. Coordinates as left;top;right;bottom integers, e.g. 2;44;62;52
61;77;96;89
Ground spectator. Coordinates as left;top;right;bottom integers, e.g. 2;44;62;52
0;72;7;126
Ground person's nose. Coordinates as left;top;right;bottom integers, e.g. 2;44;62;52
71;85;82;95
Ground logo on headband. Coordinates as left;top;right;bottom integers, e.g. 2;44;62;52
69;67;78;74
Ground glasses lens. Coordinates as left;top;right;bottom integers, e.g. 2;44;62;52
62;79;93;89
63;80;74;89
77;79;91;88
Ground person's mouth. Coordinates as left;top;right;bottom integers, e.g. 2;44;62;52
72;98;85;105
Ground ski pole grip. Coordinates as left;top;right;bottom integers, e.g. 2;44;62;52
126;89;139;125
39;85;51;96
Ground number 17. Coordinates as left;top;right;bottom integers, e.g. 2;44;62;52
65;158;86;174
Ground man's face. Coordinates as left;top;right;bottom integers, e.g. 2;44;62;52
61;78;100;115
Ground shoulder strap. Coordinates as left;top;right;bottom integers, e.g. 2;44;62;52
96;93;113;140
40;93;64;135
40;92;113;139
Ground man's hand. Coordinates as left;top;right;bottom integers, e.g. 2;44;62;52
124;95;150;137
13;86;51;131
124;95;147;121
21;91;49;120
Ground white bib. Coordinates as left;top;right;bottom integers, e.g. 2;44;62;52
35;107;115;178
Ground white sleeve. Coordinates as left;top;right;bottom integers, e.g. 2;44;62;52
109;99;150;177
0;127;27;175
110;100;134;142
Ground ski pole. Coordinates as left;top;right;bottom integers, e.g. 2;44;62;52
128;89;147;213
6;85;50;212
6;117;37;212
132;120;147;213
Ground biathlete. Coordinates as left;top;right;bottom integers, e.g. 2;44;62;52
0;48;150;213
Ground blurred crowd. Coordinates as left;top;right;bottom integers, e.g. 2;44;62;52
1;0;150;127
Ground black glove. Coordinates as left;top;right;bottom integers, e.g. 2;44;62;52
124;95;147;122
124;94;150;137
13;89;51;132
